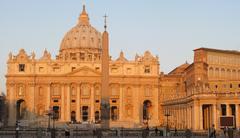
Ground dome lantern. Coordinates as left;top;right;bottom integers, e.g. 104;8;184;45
78;5;90;25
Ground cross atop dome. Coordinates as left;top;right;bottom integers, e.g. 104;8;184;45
78;5;90;25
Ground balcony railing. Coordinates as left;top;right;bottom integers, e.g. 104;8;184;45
162;91;240;105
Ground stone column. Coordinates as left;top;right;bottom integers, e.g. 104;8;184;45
177;107;180;129
8;84;16;126
76;84;80;122
179;107;182;129
192;102;200;130
213;104;217;128
61;84;65;121
216;104;221;130
186;107;188;129
189;106;192;129
119;84;123;121
187;107;190;129
90;84;95;122
66;84;71;121
46;84;51;111
226;104;231;116
199;104;203;130
236;104;239;128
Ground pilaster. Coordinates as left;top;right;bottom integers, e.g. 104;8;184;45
76;84;80;122
236;104;239;128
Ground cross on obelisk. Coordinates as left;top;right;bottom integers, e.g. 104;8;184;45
101;14;110;129
103;14;108;31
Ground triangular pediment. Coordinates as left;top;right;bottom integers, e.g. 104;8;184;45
65;66;101;77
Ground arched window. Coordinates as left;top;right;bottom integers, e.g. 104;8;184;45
71;111;76;123
208;67;214;78
82;106;89;121
215;68;219;78
221;68;225;79
227;69;231;79
18;86;24;96
111;106;118;121
143;100;152;120
232;70;237;80
95;111;100;122
238;70;240;79
16;99;26;119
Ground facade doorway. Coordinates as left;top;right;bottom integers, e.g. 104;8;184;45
111;106;118;121
71;111;76;123
82;106;89;121
52;106;60;120
95;111;100;123
16;99;26;120
143;100;152;121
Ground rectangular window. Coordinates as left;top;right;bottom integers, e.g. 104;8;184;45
95;67;100;71
19;64;25;72
53;99;59;103
70;53;76;60
144;66;150;73
71;67;76;72
53;67;60;72
39;67;44;72
80;53;85;61
111;68;118;73
127;68;131;74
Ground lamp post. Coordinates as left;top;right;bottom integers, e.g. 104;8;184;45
164;110;171;137
15;120;19;138
51;111;56;138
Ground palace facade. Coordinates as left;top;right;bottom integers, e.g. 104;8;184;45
6;6;240;131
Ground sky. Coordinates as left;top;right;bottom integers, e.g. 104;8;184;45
0;0;240;93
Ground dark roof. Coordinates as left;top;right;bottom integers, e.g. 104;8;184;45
168;62;190;75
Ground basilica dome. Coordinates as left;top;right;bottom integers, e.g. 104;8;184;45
60;6;102;52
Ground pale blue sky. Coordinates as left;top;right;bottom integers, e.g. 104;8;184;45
0;0;240;93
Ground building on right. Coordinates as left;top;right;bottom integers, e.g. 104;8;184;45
161;47;240;131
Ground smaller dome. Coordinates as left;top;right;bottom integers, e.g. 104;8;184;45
60;5;102;52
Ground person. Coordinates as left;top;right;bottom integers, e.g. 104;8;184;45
227;127;233;138
223;126;228;137
146;126;150;137
96;129;102;138
174;127;178;136
185;129;192;138
64;123;70;138
209;124;216;138
155;127;158;136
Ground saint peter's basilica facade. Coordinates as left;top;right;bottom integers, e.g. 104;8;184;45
6;6;240;131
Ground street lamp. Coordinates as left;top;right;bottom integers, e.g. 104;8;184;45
15;120;19;138
164;110;171;136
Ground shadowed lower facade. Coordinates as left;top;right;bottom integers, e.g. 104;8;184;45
5;6;240;131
